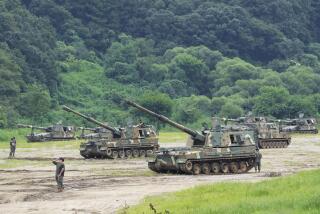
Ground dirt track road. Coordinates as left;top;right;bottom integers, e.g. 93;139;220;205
0;135;319;214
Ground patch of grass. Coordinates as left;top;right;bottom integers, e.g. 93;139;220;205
123;170;320;214
159;132;187;143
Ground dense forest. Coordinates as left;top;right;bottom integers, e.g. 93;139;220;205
1;0;320;128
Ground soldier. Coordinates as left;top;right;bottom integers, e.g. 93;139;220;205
9;137;16;158
255;148;262;172
52;157;65;192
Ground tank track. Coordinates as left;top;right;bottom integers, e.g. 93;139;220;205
288;130;318;134
80;146;158;159
258;138;291;149
148;157;255;175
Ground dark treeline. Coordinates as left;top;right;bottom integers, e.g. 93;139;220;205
0;0;320;128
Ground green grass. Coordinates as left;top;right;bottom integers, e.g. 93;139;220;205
159;132;187;143
122;170;320;214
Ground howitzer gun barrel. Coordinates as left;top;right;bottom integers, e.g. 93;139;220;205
79;127;97;131
62;106;121;136
125;100;205;141
17;124;48;130
17;124;33;129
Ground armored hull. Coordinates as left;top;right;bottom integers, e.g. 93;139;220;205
148;145;256;175
80;140;159;159
26;134;75;142
282;126;318;134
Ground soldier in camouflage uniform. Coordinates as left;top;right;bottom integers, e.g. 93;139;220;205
9;137;16;158
52;157;65;192
255;148;262;172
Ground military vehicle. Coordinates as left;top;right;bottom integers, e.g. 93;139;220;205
280;118;318;134
125;100;257;175
78;127;112;139
17;124;76;142
62;106;159;159
224;117;291;149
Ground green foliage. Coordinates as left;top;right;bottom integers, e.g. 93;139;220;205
0;0;320;126
17;85;51;121
219;102;244;118
124;169;320;214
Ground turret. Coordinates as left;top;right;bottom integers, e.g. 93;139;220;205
62;106;122;137
125;100;205;142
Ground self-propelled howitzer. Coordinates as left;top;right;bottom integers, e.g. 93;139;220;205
62;105;159;159
17;123;76;142
126;100;257;175
223;117;291;149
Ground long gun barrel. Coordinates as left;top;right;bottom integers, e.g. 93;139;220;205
17;124;50;131
79;127;97;132
125;100;205;142
62;106;121;136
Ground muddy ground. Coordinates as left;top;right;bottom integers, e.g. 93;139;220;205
0;135;320;214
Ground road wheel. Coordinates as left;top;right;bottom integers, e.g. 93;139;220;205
239;161;248;173
185;160;193;174
147;150;153;156
111;150;118;159
230;162;239;173
201;163;211;175
193;163;201;175
106;149;112;156
119;150;125;159
221;163;229;174
132;149;139;158
125;150;132;158
140;150;146;157
211;162;220;174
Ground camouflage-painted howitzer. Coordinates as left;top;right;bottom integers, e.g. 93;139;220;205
223;117;291;149
17;123;76;143
126;100;257;175
62;105;159;159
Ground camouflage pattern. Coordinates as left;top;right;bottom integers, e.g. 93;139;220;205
281;118;318;134
78;127;112;140
125;100;257;175
62;106;159;159
224;117;291;149
17;124;76;143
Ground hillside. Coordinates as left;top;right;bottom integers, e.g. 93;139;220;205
1;0;320;127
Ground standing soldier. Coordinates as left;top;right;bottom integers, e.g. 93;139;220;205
255;148;262;172
9;137;17;158
52;157;65;192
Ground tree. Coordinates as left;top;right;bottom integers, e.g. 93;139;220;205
219;102;243;118
253;86;290;118
17;85;51;121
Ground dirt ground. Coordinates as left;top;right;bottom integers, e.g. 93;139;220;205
0;135;320;214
